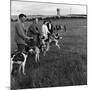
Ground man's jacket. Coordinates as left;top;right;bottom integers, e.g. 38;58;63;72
27;23;39;41
14;22;28;45
27;23;39;36
46;23;54;34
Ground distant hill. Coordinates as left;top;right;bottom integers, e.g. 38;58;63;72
11;14;87;21
67;14;87;17
11;15;46;19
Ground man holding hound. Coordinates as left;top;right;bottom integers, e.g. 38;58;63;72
41;21;52;55
41;21;51;44
14;14;32;52
27;18;41;47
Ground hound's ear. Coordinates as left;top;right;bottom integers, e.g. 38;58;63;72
36;27;38;30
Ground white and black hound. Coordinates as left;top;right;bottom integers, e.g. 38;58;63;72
11;46;40;75
50;33;62;49
45;33;62;54
11;50;28;75
40;33;62;56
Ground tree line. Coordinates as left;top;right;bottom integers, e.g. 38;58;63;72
11;16;87;22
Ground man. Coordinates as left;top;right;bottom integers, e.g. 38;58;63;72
41;21;51;44
27;18;40;46
46;20;54;35
14;14;31;52
40;21;52;55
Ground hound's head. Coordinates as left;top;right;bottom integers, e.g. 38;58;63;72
55;33;59;36
55;33;62;40
29;48;35;54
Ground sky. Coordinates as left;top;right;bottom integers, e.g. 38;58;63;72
11;0;87;16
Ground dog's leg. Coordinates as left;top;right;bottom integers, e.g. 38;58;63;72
42;38;45;45
35;54;39;62
35;47;40;62
43;50;46;56
23;57;27;75
37;53;39;62
35;47;37;62
46;42;50;51
11;55;15;74
56;44;60;49
19;64;22;75
22;54;27;75
11;64;13;73
36;53;39;62
11;61;13;74
22;62;26;75
11;64;13;74
43;42;50;56
35;54;38;63
56;41;60;49
38;48;40;62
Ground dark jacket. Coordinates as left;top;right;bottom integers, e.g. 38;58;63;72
27;23;39;41
27;23;39;36
46;23;54;34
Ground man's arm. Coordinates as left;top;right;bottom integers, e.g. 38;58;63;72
28;25;38;35
32;24;39;34
45;25;50;34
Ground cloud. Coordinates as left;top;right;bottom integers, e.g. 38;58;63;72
11;1;87;15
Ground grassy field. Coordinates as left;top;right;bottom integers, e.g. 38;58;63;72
11;19;87;89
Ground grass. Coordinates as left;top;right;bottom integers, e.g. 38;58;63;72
11;18;87;90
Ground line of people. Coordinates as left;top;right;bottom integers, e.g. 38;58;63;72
14;13;54;54
11;13;54;75
11;14;62;75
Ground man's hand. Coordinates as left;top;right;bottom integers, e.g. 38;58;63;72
48;33;51;36
25;37;34;44
27;37;33;40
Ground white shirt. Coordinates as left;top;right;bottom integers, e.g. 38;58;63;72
42;24;50;38
49;23;51;30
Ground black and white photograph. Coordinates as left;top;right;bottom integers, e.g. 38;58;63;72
11;0;87;90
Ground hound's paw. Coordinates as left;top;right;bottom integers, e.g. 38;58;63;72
60;37;62;39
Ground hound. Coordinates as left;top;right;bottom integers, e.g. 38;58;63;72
34;46;40;62
42;33;62;55
49;33;62;49
11;51;28;75
28;46;40;62
41;21;50;45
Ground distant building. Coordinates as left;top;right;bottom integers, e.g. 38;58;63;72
57;8;60;17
